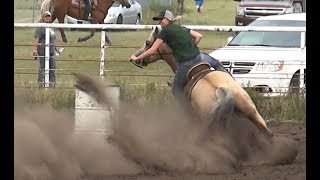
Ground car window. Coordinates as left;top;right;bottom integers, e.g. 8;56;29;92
229;20;305;47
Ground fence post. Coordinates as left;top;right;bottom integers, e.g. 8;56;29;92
299;31;306;95
32;0;36;23
45;27;50;88
100;30;106;80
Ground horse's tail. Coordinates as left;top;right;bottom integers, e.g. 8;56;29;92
208;87;235;129
39;0;55;22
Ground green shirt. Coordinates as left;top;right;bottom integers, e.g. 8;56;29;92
158;23;200;62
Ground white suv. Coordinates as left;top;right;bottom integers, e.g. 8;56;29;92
209;13;306;96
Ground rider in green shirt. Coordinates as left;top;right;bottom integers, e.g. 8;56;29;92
130;10;227;115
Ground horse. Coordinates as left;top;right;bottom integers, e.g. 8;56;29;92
40;0;131;43
71;26;300;168
130;26;275;139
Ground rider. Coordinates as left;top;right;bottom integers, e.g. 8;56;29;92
130;10;227;116
84;0;97;21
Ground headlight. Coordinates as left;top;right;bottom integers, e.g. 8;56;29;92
236;6;244;16
255;61;284;72
284;6;294;13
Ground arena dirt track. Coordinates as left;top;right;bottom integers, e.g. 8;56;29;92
82;121;306;180
14;103;305;180
14;75;305;180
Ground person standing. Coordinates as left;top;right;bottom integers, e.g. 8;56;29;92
194;0;204;13
33;11;59;88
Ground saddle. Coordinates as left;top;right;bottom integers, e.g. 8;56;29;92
184;61;213;100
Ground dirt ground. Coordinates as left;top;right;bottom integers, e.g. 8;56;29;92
14;102;306;180
83;121;306;180
14;75;306;180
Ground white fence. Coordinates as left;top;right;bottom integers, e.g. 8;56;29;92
14;23;306;93
14;23;306;140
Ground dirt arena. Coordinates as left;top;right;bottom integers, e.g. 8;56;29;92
14;74;305;180
14;100;305;180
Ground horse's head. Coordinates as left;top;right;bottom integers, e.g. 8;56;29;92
131;16;182;70
131;26;161;68
114;0;131;8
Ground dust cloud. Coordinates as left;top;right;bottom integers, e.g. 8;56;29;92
14;99;140;180
14;74;299;179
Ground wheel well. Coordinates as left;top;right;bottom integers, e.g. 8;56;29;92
290;69;306;86
116;14;123;24
288;69;306;95
293;2;304;12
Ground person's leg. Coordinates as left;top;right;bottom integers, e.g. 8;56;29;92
49;55;56;88
200;52;228;72
199;0;204;12
195;0;201;12
172;54;201;116
84;0;92;20
38;56;45;88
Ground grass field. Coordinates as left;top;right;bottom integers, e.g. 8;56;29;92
14;0;237;87
14;0;306;122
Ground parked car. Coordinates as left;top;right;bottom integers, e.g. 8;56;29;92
66;0;142;26
209;13;306;96
234;0;305;26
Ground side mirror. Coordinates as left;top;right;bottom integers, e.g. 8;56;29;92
227;36;233;44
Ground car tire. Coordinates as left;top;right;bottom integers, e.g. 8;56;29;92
135;14;141;25
293;3;303;13
116;15;123;24
288;70;305;95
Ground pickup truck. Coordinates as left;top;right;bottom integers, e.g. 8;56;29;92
234;0;305;26
209;13;306;96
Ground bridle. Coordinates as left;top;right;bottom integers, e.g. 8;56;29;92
131;31;172;68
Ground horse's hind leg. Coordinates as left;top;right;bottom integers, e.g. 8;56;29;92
55;15;68;43
233;90;273;138
208;87;235;129
78;27;96;42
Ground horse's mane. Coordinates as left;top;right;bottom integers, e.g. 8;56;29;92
39;0;54;22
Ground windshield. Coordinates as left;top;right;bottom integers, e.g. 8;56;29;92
228;20;305;47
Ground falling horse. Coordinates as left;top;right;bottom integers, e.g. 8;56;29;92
130;26;274;139
40;0;131;43
71;27;299;167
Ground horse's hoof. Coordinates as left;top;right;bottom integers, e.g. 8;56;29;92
78;38;83;42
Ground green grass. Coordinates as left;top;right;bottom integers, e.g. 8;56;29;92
14;0;305;123
14;28;233;86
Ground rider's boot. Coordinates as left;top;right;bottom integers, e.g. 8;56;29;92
87;13;93;21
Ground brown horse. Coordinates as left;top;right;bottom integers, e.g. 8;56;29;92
40;0;131;43
131;26;274;139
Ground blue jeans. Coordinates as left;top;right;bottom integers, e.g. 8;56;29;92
200;52;228;73
172;53;202;114
195;0;204;6
172;53;228;115
38;53;56;86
